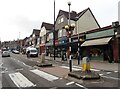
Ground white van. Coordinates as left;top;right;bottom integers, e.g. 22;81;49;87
26;47;38;57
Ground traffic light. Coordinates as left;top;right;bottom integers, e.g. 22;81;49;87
64;25;75;31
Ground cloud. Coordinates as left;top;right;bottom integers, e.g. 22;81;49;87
11;16;41;38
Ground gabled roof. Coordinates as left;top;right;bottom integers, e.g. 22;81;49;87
56;8;100;28
32;29;40;36
41;22;53;31
77;8;89;18
57;10;77;20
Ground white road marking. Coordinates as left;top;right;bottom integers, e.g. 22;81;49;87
90;68;100;72
99;74;104;76
0;63;3;67
5;68;7;71
61;66;100;72
75;83;88;89
66;81;75;85
25;64;32;68
15;68;23;71
1;71;8;73
114;71;118;73
106;72;111;74
9;72;36;87
73;66;82;69
59;78;62;80
22;63;25;65
30;69;59;81
73;66;100;71
37;61;39;63
101;75;120;80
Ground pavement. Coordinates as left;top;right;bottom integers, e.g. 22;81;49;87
10;53;120;88
44;56;119;72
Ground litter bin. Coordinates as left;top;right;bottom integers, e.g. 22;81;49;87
82;56;90;72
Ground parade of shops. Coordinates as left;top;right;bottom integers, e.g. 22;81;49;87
45;24;120;63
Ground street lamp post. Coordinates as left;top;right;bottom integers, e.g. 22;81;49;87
68;1;72;72
65;1;75;72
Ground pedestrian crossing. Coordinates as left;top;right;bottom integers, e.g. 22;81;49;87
30;69;59;81
9;72;36;87
3;65;119;88
7;69;59;88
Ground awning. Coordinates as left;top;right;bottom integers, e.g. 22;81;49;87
81;37;112;47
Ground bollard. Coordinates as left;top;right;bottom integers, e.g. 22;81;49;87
86;57;90;72
40;53;45;63
69;55;72;72
82;57;87;72
82;56;91;72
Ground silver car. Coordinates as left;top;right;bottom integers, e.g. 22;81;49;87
1;48;10;57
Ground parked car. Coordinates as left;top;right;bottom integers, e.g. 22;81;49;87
1;48;10;57
12;50;20;54
26;47;38;57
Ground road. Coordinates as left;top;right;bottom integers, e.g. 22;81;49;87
1;53;86;89
0;53;120;89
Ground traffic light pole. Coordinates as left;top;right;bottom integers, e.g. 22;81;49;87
53;0;56;60
68;2;72;72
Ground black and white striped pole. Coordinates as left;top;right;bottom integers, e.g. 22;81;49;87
68;1;72;72
75;17;80;65
65;1;75;72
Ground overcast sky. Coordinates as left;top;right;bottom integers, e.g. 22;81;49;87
0;0;119;42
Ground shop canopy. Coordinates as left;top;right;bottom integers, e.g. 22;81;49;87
81;37;112;47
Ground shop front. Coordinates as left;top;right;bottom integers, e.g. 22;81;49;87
81;37;113;61
70;34;85;59
57;36;68;57
116;26;120;62
46;40;59;57
45;41;53;56
81;28;115;62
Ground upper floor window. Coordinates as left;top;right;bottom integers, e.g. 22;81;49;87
49;33;53;40
58;30;62;37
61;18;64;23
41;36;46;44
58;18;64;24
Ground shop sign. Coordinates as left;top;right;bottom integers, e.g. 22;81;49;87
72;39;78;42
86;28;114;40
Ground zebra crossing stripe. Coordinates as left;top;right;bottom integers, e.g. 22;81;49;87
30;69;59;81
9;72;36;87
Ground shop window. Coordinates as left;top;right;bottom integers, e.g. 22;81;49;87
90;48;103;57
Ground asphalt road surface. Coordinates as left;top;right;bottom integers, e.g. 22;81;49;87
1;53;86;89
0;53;120;89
